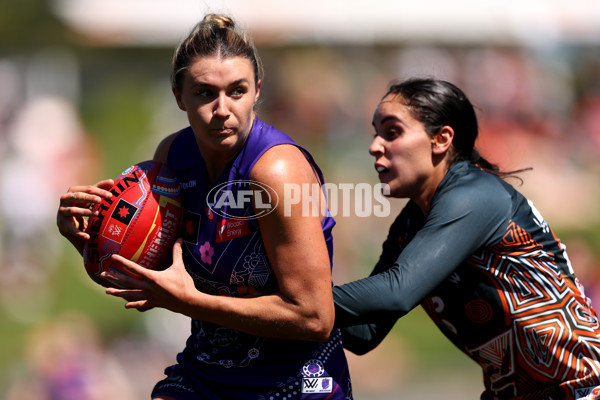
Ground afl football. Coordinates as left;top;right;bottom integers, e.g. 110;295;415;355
83;160;182;287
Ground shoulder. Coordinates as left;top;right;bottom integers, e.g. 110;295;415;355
433;162;513;222
153;132;178;163
152;127;193;163
250;144;317;186
379;201;421;249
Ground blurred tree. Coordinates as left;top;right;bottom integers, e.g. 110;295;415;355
0;0;71;51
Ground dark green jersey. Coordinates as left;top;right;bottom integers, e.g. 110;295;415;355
334;161;600;400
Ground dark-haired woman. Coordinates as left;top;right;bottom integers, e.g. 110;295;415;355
333;78;600;400
56;14;352;400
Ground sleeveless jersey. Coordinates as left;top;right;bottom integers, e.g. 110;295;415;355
164;118;352;399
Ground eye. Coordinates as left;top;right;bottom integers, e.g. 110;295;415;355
194;87;215;98
374;127;400;141
386;129;400;139
230;86;247;98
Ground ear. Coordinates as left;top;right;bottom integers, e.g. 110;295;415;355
432;126;454;155
254;79;262;104
172;86;186;111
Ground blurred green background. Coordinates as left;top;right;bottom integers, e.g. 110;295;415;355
1;0;600;399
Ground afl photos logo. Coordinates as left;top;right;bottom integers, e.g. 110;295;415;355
206;180;277;220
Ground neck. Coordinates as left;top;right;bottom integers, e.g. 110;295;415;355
198;115;256;184
201;150;236;184
413;162;450;215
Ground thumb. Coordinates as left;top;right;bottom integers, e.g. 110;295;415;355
172;238;184;266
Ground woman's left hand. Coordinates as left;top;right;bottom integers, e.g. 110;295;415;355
102;238;198;314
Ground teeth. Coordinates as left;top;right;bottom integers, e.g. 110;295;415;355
376;166;387;173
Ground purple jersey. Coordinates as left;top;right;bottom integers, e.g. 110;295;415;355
153;118;352;399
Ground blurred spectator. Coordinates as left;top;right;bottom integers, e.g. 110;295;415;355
0;95;101;321
566;238;600;307
4;312;136;400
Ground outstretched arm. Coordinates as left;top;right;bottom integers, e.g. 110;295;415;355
333;179;511;354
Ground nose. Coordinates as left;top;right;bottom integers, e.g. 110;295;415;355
213;93;231;118
369;135;384;157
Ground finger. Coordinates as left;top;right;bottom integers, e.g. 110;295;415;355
125;300;153;311
56;212;90;239
60;191;106;208
57;203;98;219
105;285;153;311
109;255;149;279
105;287;145;302
68;182;113;198
95;179;115;190
172;238;184;264
101;268;143;289
61;228;92;241
61;181;114;206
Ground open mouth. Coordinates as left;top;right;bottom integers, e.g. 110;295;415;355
375;165;389;173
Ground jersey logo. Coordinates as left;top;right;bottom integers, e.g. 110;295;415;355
300;359;332;393
302;377;333;394
181;209;201;245
216;219;251;243
575;385;600;400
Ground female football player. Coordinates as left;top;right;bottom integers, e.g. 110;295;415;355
332;77;600;400
57;13;352;400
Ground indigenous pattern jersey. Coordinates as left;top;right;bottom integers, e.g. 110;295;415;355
333;161;600;400
162;118;352;399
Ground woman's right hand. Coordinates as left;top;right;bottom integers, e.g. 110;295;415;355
56;179;114;253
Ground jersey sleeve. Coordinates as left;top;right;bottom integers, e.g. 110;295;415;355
333;172;512;354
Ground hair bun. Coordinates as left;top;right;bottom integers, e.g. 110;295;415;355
203;13;235;29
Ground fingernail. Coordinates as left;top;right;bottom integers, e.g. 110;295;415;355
101;271;115;280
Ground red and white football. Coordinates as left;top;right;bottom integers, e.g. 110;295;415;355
83;160;182;287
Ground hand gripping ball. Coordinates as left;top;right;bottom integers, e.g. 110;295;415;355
83;160;182;287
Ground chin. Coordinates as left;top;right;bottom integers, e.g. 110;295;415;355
386;186;408;199
213;134;243;148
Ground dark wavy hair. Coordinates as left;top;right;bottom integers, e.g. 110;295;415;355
384;78;529;181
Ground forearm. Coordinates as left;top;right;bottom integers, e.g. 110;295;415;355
332;269;418;328
104;247;335;342
181;290;334;341
333;190;509;328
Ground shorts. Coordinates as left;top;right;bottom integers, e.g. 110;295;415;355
151;362;352;400
151;364;214;400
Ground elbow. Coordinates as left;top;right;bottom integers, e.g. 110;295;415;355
339;327;378;355
339;325;383;356
303;312;335;342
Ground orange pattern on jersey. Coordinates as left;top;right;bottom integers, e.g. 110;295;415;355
462;220;600;399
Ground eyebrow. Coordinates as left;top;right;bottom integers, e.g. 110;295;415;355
192;78;250;88
372;116;399;127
